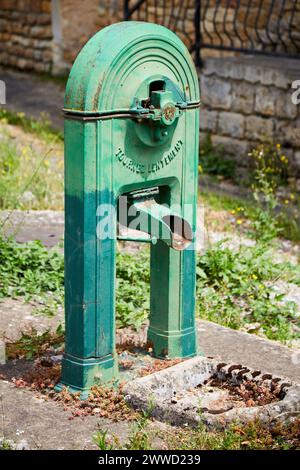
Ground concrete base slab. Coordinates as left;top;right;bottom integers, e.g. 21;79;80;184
0;298;64;342
0;296;299;384
0;379;129;450
198;320;300;384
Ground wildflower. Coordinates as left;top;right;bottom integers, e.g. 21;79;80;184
284;199;289;204
237;219;243;225
276;143;281;149
290;194;295;201
252;274;258;280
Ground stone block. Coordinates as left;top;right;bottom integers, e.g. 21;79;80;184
245;115;274;141
199;132;209;146
34;13;51;25
41;0;51;13
11;34;31;47
29;0;44;12
254;86;277;117
16;0;31;11
244;64;264;84
30;24;52;39
232;81;255;114
294;151;300;167
210;135;249;160
34;61;51;73
16;57;30;69
201;58;224;77
199;108;218;133
218;112;244;139
275;119;300;147
32;38;51;49
200;75;232;110
276;89;299;120
0;0;16;9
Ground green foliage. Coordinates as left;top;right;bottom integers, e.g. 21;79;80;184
199;134;236;180
0;232;299;343
0;109;63;142
166;419;300;450
6;324;64;360
93;430;115;451
93;418;300;450
0;127;63;210
196;242;299;343
0;234;149;329
247;143;287;243
249;142;289;187
0;438;15;450
116;251;150;328
0;235;64;307
124;411;151;450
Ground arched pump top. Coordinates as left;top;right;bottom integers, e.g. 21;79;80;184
64;22;200;117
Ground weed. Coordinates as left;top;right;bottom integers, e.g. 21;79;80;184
0;109;63;142
196;242;299;344
0;232;299;342
0;438;15;450
124;410;152;450
0;235;64;311
199;134;236;180
246;142;299;242
116;251;150;328
165;419;300;450
93;430;116;450
6;324;64;360
0;126;63;210
201;189;300;242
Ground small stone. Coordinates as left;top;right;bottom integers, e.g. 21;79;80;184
15;439;29;450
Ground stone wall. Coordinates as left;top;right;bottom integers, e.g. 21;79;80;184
200;56;300;175
1;2;299;173
0;0;53;73
1;1;299;74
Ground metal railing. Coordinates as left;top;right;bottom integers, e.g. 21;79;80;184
124;0;300;66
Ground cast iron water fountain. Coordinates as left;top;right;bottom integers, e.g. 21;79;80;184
57;22;300;427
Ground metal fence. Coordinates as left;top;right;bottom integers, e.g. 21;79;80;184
124;0;300;66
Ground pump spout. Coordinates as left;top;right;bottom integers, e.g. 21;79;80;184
122;192;193;250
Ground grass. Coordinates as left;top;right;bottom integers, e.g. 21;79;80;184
200;136;300;242
197;242;299;343
0;109;63;143
0;233;299;345
201;189;300;242
0;111;299;238
0;234;149;329
164;419;300;450
0;123;63;210
6;325;64;360
199;134;236;180
93;418;300;450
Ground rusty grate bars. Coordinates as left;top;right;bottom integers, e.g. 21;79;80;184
124;0;300;66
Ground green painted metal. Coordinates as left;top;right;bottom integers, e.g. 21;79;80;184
58;21;200;395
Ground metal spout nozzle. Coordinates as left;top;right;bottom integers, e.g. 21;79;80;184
125;196;193;251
